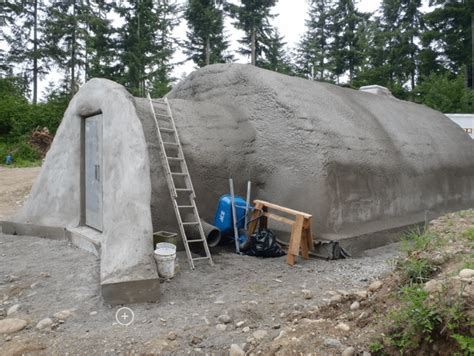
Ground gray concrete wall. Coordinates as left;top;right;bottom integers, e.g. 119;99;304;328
136;64;474;248
11;79;160;304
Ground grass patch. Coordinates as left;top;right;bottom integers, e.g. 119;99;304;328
463;228;474;241
401;226;435;255
400;257;436;284
386;284;469;354
0;139;42;167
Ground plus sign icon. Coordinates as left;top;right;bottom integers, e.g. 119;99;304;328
115;307;135;326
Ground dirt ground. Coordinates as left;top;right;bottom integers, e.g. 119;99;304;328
0;167;41;220
0;167;402;355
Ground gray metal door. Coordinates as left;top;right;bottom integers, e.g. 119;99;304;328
85;114;103;231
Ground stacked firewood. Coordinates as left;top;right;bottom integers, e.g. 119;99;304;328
29;127;53;158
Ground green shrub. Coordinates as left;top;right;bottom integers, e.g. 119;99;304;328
463;229;474;242
389;285;442;352
401;257;436;284
401;227;434;255
451;334;474;355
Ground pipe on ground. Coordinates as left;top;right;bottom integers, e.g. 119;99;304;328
185;214;221;247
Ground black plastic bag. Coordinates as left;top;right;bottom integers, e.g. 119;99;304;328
244;228;286;258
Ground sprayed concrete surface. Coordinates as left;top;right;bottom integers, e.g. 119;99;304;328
138;63;474;250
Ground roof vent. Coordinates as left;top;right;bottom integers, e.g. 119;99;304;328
359;85;393;97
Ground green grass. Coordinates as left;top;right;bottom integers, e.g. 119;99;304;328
0;139;42;167
401;226;434;255
401;257;436;284
462;228;474;242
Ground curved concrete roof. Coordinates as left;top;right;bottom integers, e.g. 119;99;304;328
139;63;474;245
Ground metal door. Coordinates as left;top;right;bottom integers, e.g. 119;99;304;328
85;114;103;231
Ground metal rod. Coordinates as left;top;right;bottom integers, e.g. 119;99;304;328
229;178;240;254
244;180;251;228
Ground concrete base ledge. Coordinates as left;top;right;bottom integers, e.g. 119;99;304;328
0;221;67;240
101;278;161;305
66;226;102;257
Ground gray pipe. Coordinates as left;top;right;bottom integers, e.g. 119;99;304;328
201;219;222;247
185;214;221;247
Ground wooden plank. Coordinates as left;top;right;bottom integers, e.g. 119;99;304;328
247;202;264;235
253;200;312;219
287;215;304;265
305;222;313;252
262;212;295;225
301;229;310;260
260;206;268;229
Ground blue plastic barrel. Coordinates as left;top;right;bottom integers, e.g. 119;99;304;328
213;194;250;237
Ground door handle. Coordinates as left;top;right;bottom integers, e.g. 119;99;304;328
95;165;100;182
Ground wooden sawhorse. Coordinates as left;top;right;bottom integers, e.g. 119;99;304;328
247;199;313;266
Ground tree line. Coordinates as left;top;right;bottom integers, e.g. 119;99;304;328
0;0;473;114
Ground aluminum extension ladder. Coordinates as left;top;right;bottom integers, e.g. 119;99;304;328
147;93;213;269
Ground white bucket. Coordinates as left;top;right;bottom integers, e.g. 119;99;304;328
154;242;176;279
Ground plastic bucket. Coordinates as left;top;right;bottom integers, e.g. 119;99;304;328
154;242;176;279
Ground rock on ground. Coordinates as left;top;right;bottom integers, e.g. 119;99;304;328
323;337;343;349
36;318;53;330
368;280;383;292
0;318;27;334
230;343;245;356
342;346;356;356
459;269;474;278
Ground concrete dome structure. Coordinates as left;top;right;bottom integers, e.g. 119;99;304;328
3;63;474;303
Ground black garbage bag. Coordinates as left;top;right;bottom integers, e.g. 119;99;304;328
244;228;286;258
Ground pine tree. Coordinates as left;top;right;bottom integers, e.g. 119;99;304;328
83;0;117;81
3;0;48;103
329;0;369;84
259;29;291;74
423;0;474;88
227;0;277;66
43;0;115;97
116;0;179;97
184;0;230;67
295;0;333;81
375;0;423;90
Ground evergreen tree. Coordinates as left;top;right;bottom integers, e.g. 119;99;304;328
259;29;291;74
329;0;369;84
423;0;474;88
116;0;179;97
184;0;230;67
227;0;277;66
295;0;333;81
3;0;48;104
373;0;423;90
43;0;115;97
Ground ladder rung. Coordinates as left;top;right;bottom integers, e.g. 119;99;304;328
182;221;199;225
175;188;192;192
192;256;211;261
171;172;187;176
177;205;194;208
167;157;183;161
187;239;204;243
160;128;175;133
156;113;171;118
163;141;179;146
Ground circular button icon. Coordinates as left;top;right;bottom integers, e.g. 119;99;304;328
115;307;134;326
